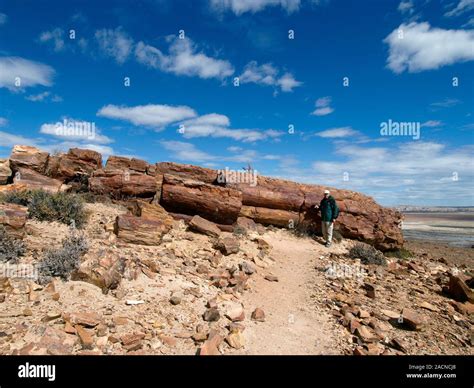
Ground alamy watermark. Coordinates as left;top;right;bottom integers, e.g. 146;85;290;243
380;119;420;140
0;263;39;280
217;167;258;187
55;119;96;140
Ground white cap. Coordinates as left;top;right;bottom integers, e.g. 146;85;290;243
324;189;330;194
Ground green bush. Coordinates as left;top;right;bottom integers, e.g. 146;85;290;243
0;226;26;263
385;247;413;260
38;230;89;284
1;190;87;228
349;242;387;266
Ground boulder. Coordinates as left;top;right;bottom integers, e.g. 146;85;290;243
214;236;240;255
446;275;474;303
106;156;148;173
161;174;242;225
155;162;217;184
89;169;157;198
239;205;299;228
13;167;64;193
401;308;428;331
0;159;12;184
114;215;171;245
72;252;126;292
0;203;28;239
9;145;49;174
127;200;174;225
49;148;102;182
188;215;221;237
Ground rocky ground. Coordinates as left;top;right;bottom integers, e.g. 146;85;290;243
0;202;472;355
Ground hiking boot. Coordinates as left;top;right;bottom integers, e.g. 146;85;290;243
325;242;332;248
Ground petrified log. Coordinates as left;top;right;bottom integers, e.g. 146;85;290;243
48;148;102;182
89;169;157;198
9;145;49;174
161;174;241;225
227;176;305;212
239;205;299;228
156;162;217;184
0;203;28;239
13;167;64;193
0;159;12;185
114;214;171;245
127;199;174;225
106;156;149;173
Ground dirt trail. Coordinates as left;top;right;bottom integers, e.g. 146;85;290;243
236;230;348;355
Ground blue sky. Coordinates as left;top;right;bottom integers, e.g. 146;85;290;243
0;0;473;206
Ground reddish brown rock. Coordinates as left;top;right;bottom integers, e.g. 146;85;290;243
106;156;148;173
49;148;102;182
114;215;171;245
0;159;12;184
68;312;101;328
127;199;174;225
234;216;258;232
89;169;157;198
239;205;299;228
161;174;242;225
72;252;125;292
214;236;240;255
13;167;64;193
198;333;223;355
155;162;218;184
9;145;49;174
76;326;94;349
446;274;474;303
189;215;221;237
251;308;266;322
401;308;428;331
0;203;28;239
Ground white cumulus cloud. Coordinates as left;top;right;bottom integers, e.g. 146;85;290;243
209;0;301;15
97;104;197;130
0;56;54;91
135;37;234;79
384;22;474;73
95;27;134;64
238;61;301;92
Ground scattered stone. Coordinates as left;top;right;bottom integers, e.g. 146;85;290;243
226;331;245;349
363;283;376;299
240;261;256;275
446;275;474;303
264;274;279;282
401;308;428;331
125;300;145;306
380;309;401;320
214;236;240;256
189;215;221;238
225;304;245;322
389;338;408;353
43;311;62;322
251;308;266;322
419;302;439;312
199;333;223;355
69;312;101;328
169;295;182;305
203;308;220;322
76;326;94;350
355;326;378;343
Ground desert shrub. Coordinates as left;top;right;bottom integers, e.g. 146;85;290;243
349;242;387;266
385;247;413;260
0;226;26;263
0;190;31;207
38;230;88;284
1;190;87;228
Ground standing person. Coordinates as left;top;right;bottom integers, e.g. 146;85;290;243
314;189;339;247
